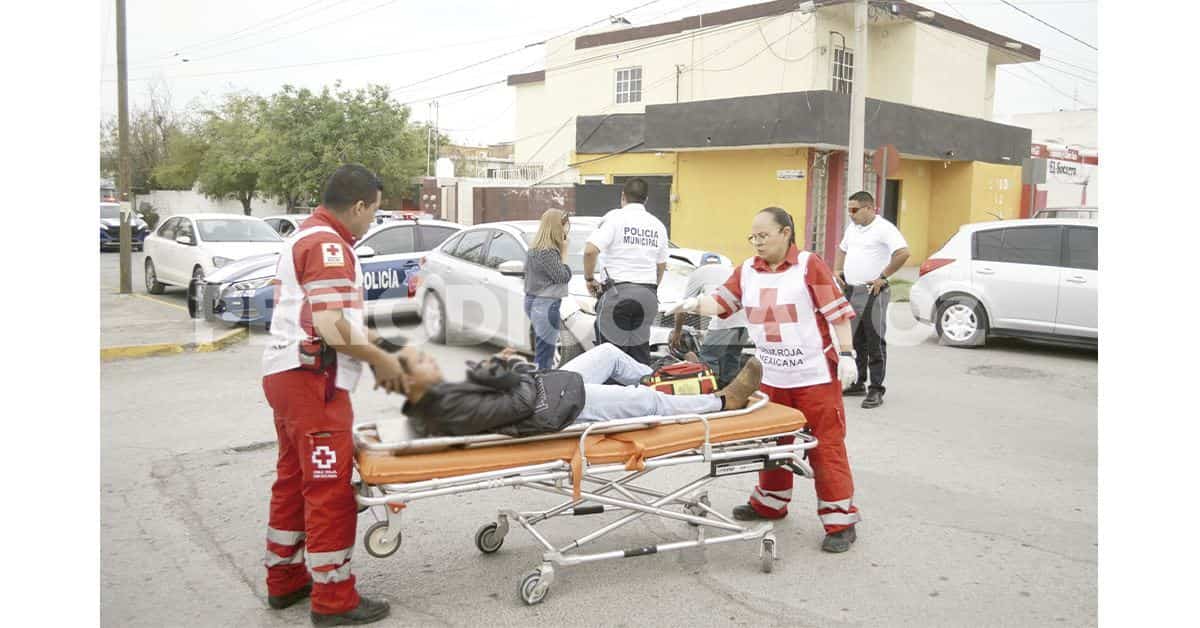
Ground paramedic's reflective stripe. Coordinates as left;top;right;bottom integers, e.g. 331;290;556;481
818;511;862;526
817;498;854;511
752;486;792;511
820;297;854;321
817;497;861;526
309;292;363;304
265;549;306;567
303;278;355;292
713;285;741;313
264;527;306;567
308;547;354;584
266;528;305;545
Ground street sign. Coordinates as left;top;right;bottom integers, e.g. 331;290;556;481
776;169;805;180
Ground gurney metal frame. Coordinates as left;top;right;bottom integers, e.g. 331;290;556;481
352;393;817;605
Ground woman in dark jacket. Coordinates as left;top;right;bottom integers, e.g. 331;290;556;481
523;209;573;369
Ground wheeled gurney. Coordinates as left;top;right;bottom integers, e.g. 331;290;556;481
351;392;817;605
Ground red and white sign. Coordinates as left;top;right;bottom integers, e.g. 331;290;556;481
1046;159;1091;185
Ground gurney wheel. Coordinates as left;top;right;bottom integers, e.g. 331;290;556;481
363;522;401;558
519;569;550;605
474;523;504;554
760;538;776;573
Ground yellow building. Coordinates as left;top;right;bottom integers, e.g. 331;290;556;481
507;0;1037;265
571;91;1026;265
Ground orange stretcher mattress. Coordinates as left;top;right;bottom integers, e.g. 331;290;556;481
357;402;806;488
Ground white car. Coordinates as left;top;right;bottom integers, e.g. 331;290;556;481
143;213;283;294
262;214;309;237
910;218;1097;348
414;216;731;362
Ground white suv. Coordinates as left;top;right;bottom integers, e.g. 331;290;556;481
910;218;1097;348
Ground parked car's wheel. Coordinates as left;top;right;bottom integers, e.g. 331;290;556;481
144;258;165;294
935;296;988;348
422;292;447;344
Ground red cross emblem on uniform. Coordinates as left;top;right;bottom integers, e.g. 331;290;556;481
325;244;339;257
311;445;337;470
745;288;799;342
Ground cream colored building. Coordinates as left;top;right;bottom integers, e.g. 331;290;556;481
506;0;1040;264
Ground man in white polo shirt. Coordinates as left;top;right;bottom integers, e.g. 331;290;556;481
583;178;669;365
834;190;910;409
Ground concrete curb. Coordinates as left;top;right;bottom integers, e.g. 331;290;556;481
101;327;249;362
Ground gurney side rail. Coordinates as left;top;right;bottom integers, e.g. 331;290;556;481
360;432;815;505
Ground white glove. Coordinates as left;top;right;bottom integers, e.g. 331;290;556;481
837;353;859;389
666;297;700;317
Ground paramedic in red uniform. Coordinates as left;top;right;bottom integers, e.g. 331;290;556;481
670;206;863;552
261;164;403;625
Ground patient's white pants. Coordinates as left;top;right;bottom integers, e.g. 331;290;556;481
561;343;722;422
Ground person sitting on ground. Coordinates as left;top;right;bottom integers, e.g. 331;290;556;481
395;343;763;438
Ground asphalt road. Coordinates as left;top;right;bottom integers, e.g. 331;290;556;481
100;267;1097;627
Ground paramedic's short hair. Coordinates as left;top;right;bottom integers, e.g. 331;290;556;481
323;164;383;212
848;190;875;207
622;178;649;204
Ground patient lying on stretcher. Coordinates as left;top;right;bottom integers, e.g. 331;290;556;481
393;343;762;438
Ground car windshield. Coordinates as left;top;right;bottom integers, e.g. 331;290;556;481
522;227;595;273
197;219;282;243
100;204;121;219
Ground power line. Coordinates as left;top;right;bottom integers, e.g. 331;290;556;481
110;36;529;83
999;66;1093;107
996;0;1097;50
695;16;816;72
1042;54;1097;75
187;0;402;64
1034;61;1096;84
132;0;344;66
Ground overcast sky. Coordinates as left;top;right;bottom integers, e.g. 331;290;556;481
98;0;1098;147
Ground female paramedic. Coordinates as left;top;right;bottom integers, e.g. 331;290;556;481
669;206;862;553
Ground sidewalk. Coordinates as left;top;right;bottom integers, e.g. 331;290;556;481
100;291;246;360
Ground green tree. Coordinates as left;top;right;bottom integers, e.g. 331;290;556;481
257;83;431;211
151;127;208;190
196;94;265;215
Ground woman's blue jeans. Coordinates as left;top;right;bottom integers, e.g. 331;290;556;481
524;295;562;370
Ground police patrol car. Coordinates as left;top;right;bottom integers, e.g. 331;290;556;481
190;218;463;327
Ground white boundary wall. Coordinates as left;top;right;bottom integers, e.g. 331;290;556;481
143;187;287;219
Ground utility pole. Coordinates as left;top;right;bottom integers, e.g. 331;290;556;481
433;100;440;164
116;0;132;294
846;0;869;213
425;102;432;176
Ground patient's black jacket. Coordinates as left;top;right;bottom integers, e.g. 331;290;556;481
402;357;585;437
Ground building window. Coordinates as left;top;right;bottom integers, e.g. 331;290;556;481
832;47;853;94
615;67;642;104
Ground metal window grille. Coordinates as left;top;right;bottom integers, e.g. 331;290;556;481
615;66;643;104
807;155;828;252
832;47;854;94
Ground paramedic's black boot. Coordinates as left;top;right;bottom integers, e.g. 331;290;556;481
311;596;390;626
842;383;867;396
861;390;884;409
732;503;785;521
716;358;762;411
821;525;857;553
268;583;312;610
